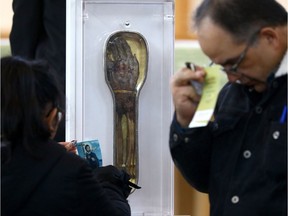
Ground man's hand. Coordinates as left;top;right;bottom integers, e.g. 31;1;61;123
170;65;206;127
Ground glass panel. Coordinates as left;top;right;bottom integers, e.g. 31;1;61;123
66;1;174;214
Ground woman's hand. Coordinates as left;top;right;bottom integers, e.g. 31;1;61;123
59;141;77;154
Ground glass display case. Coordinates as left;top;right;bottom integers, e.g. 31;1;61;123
66;1;174;215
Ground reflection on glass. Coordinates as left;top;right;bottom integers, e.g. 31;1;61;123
105;31;148;187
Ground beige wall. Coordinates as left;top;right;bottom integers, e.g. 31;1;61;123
0;0;13;38
278;0;288;9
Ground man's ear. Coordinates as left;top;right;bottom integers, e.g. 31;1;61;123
45;108;59;133
260;27;280;48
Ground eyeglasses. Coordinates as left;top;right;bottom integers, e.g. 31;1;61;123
209;44;250;75
210;31;259;75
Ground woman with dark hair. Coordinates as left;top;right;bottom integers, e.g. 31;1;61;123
1;56;132;216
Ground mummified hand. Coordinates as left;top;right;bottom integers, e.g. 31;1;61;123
106;36;139;91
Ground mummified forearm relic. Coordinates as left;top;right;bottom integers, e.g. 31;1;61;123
105;32;148;186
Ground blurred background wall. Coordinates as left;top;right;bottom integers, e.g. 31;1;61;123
2;0;286;39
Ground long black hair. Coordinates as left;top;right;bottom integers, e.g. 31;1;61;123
1;56;64;160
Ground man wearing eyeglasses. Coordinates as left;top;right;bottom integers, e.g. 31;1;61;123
169;0;287;215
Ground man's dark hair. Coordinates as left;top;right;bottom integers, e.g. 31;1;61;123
194;0;287;43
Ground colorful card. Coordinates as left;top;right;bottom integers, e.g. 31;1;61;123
73;139;103;168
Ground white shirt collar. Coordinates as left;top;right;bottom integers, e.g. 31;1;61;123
275;51;288;77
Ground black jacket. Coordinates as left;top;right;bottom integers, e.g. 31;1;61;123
170;74;287;216
10;0;66;87
1;140;130;216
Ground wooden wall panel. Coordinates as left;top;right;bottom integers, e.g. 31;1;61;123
0;0;13;38
175;0;196;40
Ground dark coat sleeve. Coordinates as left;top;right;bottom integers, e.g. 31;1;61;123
75;163;131;216
9;0;66;88
169;116;212;193
10;0;43;58
92;165;133;215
